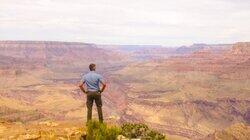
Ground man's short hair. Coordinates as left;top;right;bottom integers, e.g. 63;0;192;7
89;63;96;71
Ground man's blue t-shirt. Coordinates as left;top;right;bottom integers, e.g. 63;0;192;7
81;71;104;92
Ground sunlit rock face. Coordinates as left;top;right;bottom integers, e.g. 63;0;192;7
203;123;250;140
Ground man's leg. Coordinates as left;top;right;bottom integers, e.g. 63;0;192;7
86;94;94;123
95;94;103;123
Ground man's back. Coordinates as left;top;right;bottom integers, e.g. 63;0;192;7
79;63;106;123
82;71;104;92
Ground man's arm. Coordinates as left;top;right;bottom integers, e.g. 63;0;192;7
99;80;106;93
79;81;87;94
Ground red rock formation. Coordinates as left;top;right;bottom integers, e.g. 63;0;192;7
0;41;123;69
203;123;250;140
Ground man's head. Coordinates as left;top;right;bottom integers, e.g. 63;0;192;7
89;63;96;71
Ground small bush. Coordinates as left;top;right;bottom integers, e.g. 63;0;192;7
121;123;166;140
84;121;166;140
86;120;121;140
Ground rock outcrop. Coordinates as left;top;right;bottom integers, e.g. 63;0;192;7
203;123;250;140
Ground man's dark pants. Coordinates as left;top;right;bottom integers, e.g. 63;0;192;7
86;91;103;123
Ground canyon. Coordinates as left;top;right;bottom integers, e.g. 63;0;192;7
0;41;249;139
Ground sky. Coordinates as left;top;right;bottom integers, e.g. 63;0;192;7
0;0;250;46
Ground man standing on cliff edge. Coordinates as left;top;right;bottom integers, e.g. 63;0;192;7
79;63;106;123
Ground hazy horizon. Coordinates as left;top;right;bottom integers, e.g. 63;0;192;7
0;39;236;48
1;0;250;46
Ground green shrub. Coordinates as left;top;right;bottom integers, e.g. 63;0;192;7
147;130;166;140
86;120;121;140
84;121;166;140
121;123;166;140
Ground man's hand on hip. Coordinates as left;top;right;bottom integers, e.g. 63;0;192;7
79;83;87;94
98;90;103;94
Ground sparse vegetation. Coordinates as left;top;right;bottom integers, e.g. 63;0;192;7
121;123;166;140
86;120;121;140
85;120;166;140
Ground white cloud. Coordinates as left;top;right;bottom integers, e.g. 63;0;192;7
0;0;250;45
